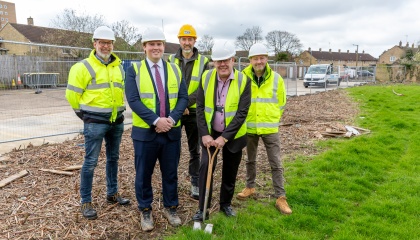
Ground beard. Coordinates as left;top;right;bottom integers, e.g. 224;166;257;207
97;51;111;60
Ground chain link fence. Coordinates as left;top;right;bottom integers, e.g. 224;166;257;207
0;40;410;146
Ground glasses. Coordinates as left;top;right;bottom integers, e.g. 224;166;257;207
214;59;231;65
97;41;113;47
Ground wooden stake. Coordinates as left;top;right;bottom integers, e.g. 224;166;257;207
39;169;73;176
59;165;82;171
0;170;29;188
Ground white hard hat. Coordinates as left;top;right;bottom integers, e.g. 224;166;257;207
211;41;236;61
248;43;268;58
142;26;166;44
92;26;115;41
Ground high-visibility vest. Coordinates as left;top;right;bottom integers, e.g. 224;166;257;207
132;60;182;128
169;54;208;108
242;63;286;134
66;50;125;122
201;69;247;139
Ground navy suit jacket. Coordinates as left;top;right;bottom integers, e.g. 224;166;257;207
125;59;188;141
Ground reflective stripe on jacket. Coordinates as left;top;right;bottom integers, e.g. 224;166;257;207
201;69;247;139
169;54;208;108
132;60;182;128
242;63;286;134
66;50;125;122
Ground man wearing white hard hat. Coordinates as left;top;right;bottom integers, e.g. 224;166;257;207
193;40;251;221
66;26;129;220
125;26;188;231
237;43;292;215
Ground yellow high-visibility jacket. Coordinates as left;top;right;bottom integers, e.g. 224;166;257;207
242;63;286;134
201;69;248;139
66;50;125;123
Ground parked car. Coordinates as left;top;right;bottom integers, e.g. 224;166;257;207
357;70;374;77
303;64;342;88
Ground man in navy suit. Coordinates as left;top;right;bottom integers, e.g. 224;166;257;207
125;26;188;231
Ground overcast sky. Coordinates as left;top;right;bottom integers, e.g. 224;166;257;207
11;0;420;58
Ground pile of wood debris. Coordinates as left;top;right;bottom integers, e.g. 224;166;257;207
0;89;361;239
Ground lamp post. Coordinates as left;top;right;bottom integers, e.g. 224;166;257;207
353;44;359;70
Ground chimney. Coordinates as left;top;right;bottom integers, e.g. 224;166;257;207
412;43;414;48
338;49;341;53
399;41;402;47
406;42;409;47
362;50;365;53
308;47;311;52
347;50;349;53
27;17;34;26
329;49;331;52
319;48;322;51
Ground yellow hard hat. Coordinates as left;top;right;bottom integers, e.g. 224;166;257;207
178;24;197;39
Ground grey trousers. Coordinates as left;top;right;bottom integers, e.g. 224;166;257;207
246;132;286;197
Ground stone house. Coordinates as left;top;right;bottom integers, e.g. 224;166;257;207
0;17;131;57
378;41;420;64
296;48;377;68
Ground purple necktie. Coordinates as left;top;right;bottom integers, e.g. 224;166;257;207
153;64;165;117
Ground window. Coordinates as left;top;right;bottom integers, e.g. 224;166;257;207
4;5;7;9
0;11;3;15
390;56;396;62
1;18;4;21
0;5;2;8
5;12;7;15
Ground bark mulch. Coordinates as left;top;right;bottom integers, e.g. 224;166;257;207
0;89;359;239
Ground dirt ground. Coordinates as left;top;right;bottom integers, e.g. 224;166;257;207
0;89;359;239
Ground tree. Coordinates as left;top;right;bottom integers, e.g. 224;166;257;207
265;30;303;60
48;9;133;51
111;20;142;46
235;26;263;51
51;8;106;34
197;34;214;54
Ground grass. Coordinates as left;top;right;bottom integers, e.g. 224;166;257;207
166;84;420;240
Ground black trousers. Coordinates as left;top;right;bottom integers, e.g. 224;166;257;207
181;113;200;185
198;131;242;210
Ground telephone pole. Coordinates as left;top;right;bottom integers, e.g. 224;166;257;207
353;44;359;70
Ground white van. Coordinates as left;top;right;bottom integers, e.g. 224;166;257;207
303;64;342;88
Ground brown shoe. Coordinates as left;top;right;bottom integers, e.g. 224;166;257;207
275;196;292;215
140;208;154;231
237;188;255;200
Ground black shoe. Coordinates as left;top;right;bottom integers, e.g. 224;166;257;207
107;193;130;205
81;202;97;220
220;205;236;217
192;210;209;222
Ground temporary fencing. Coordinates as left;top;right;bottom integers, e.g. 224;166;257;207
0;40;393;148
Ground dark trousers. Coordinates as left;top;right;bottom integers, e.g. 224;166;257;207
181;113;200;185
198;132;242;210
133;134;180;210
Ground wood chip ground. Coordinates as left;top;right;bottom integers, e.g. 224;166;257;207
0;89;359;239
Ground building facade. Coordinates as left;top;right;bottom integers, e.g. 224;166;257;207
296;48;377;68
378;41;420;64
0;0;16;28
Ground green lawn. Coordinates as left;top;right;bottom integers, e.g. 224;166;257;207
167;84;420;240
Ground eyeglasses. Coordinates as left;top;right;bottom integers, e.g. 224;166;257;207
97;41;113;47
214;59;231;65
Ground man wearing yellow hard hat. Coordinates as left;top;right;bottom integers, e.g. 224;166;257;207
168;24;209;200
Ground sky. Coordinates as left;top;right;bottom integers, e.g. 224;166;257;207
10;0;420;58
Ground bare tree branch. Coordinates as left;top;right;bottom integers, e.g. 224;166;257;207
265;30;303;56
197;34;214;54
235;26;263;51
